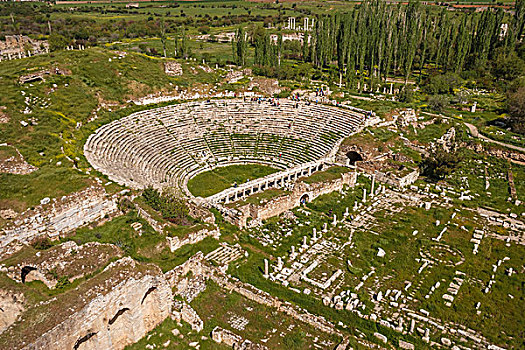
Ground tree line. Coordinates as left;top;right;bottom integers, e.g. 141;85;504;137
241;0;524;91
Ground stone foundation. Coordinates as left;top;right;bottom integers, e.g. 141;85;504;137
211;326;267;349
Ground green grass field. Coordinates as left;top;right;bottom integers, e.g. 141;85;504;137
187;164;279;197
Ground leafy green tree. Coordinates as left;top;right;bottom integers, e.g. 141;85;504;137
428;94;450;113
508;85;525;134
424;73;463;95
420;150;462;181
48;33;68;51
492;50;525;81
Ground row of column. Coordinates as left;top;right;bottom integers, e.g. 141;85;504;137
221;163;324;204
287;17;314;31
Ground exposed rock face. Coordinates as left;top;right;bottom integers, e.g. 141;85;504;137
0;185;119;259
0;257;172;350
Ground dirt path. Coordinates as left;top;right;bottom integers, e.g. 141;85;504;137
464;122;525;153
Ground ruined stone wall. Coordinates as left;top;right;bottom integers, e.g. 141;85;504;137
363;168;419;188
210;273;342;337
0;35;49;61
466;142;525;163
211;326;268;349
164;251;206;289
180;303;203;332
233;171;356;228
20;259;172;350
3;241;122;289
134;204;165;234
166;227;220;253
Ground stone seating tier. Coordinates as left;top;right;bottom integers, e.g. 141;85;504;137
84;99;364;193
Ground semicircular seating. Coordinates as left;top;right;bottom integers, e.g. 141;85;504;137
84;99;365;193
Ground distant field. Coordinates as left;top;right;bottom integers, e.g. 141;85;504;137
187;164;278;197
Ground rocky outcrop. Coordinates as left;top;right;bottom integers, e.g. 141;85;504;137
0;186;119;259
0;257;172;350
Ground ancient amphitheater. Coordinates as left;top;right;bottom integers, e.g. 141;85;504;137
84;99;365;196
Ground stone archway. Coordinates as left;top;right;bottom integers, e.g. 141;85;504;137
21;266;37;284
346;151;363;166
300;193;310;204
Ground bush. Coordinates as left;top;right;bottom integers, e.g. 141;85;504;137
48;33;69;52
142;187;192;225
398;86;414;103
428;94;450;113
423;73;462;95
420;150;462;181
32;237;53;250
198;25;210;34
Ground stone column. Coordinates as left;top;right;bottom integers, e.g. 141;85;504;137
264;259;269;278
323;222;328;233
471;102;477;113
304;17;309;31
313;228;317;240
390;83;393;95
344;207;349;216
277;257;283;270
362;188;367;203
332;214;337;226
371;174;376;198
291;245;295;255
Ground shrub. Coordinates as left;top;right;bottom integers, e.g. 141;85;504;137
428;94;450;113
32;237;53;250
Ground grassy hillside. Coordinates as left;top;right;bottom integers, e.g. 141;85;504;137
0;47;220;211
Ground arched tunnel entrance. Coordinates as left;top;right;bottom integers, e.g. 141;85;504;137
346;151;363;166
300;194;310;204
21;266;37;284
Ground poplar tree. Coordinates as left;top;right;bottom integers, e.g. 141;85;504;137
232;26;247;66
